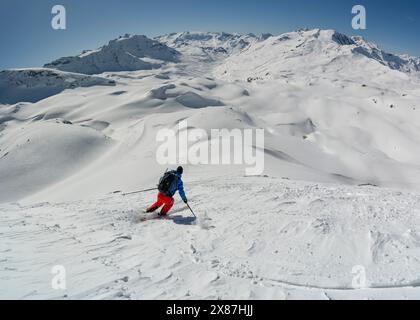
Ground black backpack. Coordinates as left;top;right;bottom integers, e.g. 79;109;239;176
158;171;178;197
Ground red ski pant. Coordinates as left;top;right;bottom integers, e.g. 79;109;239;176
147;192;174;215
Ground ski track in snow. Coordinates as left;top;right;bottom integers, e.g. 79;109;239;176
2;176;420;300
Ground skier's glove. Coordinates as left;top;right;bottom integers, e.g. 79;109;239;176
184;199;188;204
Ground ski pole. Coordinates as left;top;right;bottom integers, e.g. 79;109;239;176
186;203;197;218
122;187;157;196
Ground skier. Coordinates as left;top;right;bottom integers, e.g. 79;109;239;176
146;166;188;216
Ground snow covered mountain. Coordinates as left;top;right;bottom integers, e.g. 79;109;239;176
352;35;420;75
3;176;420;300
1;28;420;200
2;28;420;300
215;29;420;82
0;68;115;104
41;29;420;78
155;31;263;61
44;34;180;75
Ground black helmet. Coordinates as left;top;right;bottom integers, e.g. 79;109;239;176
177;166;184;175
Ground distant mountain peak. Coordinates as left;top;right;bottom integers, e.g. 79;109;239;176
42;29;420;77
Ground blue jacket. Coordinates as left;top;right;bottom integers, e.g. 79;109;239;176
168;172;187;202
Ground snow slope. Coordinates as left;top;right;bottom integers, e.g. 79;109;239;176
0;68;115;104
2;176;420;300
0;119;113;202
351;36;420;76
2;29;419;202
44;34;180;75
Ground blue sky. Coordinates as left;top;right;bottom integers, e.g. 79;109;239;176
0;0;419;69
